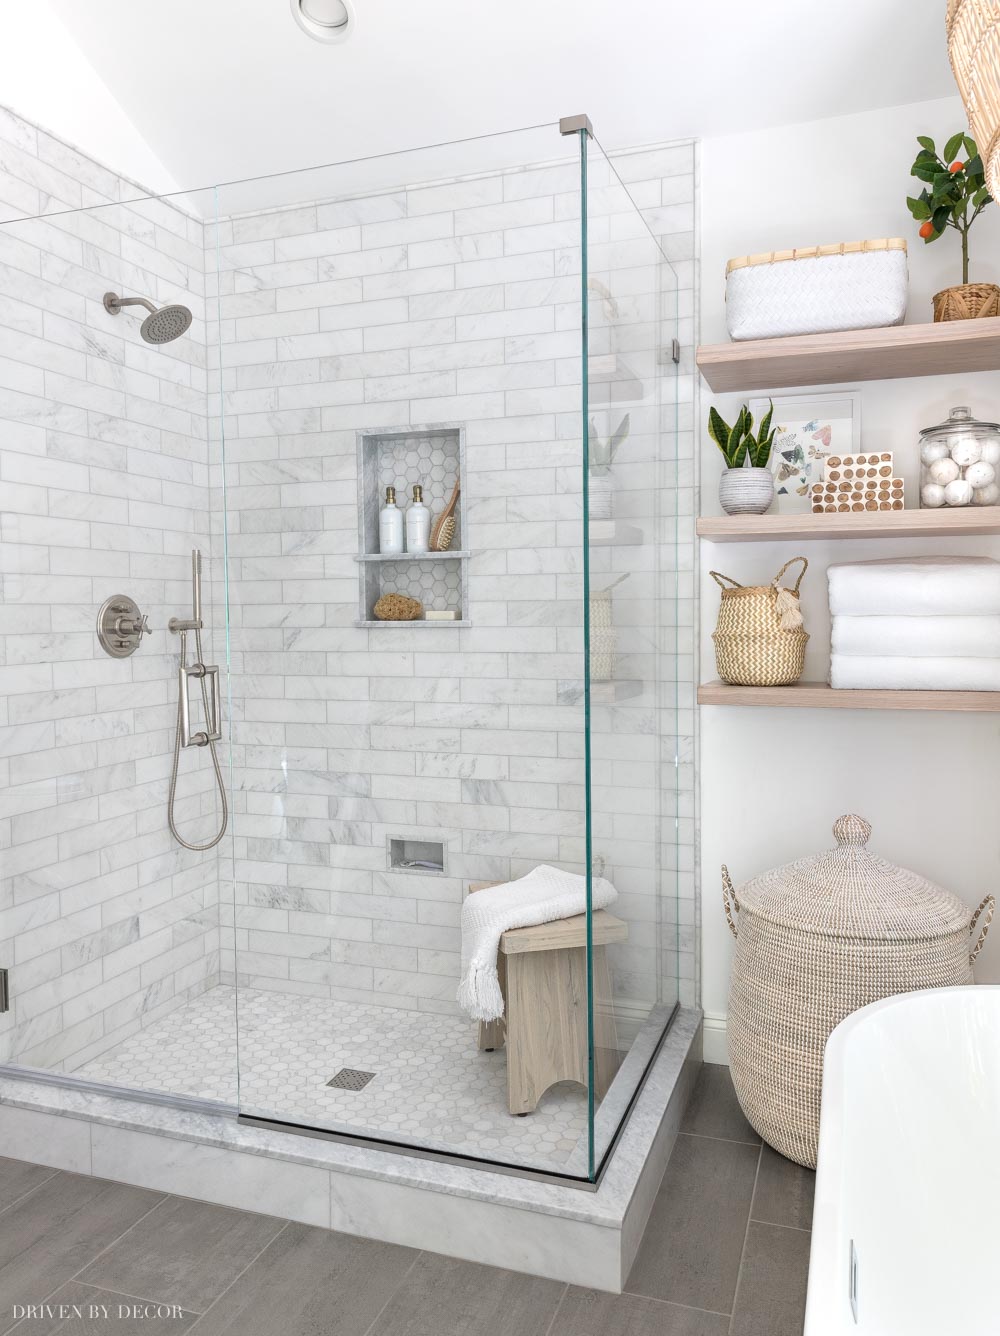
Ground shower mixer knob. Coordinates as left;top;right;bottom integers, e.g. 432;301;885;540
115;612;150;638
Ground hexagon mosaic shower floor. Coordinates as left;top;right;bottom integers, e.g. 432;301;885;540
75;985;592;1173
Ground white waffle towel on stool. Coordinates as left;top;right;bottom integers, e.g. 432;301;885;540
828;557;1000;617
457;865;618;1022
830;655;1000;690
831;615;1000;658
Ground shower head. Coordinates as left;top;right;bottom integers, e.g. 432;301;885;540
103;291;193;344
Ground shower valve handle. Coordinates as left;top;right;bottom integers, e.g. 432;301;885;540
115;612;150;638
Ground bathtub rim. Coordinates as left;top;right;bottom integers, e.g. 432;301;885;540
804;983;1000;1334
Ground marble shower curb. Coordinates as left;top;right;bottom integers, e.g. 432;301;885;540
0;1008;702;1291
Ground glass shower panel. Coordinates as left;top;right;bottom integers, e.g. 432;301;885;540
582;134;679;1174
0;183;238;1102
215;125;607;1175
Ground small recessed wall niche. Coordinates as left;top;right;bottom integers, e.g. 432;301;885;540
356;426;469;626
387;836;447;875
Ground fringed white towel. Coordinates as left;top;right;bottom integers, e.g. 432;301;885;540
830;654;1000;690
831;614;1000;658
828;556;1000;617
457;865;618;1022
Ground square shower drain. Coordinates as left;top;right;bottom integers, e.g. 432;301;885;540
327;1068;376;1091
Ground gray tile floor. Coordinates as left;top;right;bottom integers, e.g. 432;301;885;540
0;1066;814;1336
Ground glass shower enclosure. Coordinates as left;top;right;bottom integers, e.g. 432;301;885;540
0;118;681;1183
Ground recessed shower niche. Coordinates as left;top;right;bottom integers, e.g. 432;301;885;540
356;425;469;626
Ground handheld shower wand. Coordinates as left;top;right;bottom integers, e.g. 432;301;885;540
167;549;228;850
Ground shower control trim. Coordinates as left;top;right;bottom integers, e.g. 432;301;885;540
97;595;152;658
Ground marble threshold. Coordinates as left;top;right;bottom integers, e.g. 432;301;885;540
0;1008;702;1291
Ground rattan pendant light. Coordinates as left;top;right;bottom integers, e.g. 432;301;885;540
947;0;1000;200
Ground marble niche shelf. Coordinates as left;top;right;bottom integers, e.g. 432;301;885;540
356;425;468;628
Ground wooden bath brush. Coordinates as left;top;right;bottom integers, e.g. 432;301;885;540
431;477;461;551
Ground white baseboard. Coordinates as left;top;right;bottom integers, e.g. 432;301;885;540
702;1011;728;1065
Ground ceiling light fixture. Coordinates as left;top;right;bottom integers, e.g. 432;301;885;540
290;0;354;42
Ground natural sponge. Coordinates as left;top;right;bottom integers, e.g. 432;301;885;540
374;593;423;621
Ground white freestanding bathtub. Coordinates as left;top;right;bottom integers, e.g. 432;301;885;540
805;986;1000;1335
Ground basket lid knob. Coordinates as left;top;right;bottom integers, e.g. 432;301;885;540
833;814;871;847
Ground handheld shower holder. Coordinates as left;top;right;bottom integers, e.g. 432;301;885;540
178;650;222;749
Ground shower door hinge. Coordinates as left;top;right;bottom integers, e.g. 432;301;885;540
0;968;9;1014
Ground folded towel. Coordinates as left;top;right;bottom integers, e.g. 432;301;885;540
828;557;1000;617
830;654;1000;690
831;615;1000;658
457;864;617;1022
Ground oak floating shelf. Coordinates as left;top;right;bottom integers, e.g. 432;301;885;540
697;507;1000;543
698;681;1000;712
697;317;1000;393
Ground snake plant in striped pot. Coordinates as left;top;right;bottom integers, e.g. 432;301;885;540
710;401;776;515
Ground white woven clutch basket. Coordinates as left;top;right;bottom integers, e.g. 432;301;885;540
726;239;908;341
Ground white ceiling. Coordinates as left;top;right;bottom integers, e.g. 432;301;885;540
50;0;956;190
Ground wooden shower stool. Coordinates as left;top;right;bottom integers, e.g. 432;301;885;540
469;882;628;1116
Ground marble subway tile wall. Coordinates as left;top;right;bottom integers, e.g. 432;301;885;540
0;107;226;1073
213;141;697;1020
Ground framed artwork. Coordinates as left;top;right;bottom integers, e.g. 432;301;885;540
751;392;862;512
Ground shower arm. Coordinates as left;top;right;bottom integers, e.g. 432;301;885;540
103;293;157;316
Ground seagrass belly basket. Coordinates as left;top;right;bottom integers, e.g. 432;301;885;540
711;557;808;687
723;814;995;1168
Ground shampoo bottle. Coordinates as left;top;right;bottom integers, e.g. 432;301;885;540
406;484;431;554
379;486;404;554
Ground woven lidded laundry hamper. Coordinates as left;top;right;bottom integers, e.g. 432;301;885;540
723;814;995;1168
725;239;908;341
711;557;808;686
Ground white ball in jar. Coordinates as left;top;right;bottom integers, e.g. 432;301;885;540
981;439;1000;465
974;482;1000;505
944;477;974;506
950;437;983;468
928;456;960;485
921;482;947;507
920;439;950;465
965;460;996;488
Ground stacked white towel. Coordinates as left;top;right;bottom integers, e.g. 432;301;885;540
827;557;1000;690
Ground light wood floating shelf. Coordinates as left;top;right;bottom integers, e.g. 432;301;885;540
696;317;1000;392
698;681;1000;711
590;522;644;547
697;507;1000;543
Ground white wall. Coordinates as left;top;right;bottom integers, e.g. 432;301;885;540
0;0;179;203
700;94;1000;1060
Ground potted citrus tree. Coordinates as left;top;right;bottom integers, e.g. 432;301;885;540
907;132;997;320
709;402;776;515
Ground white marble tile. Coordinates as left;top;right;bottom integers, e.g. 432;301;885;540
90;1123;330;1226
0;1102;93;1173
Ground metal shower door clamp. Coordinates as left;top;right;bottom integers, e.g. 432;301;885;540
178;659;222;748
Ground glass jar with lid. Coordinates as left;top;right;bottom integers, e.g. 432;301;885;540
919;405;1000;508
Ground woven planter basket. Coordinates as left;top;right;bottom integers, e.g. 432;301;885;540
932;282;1000;322
711;557;808;686
723;814;995;1168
